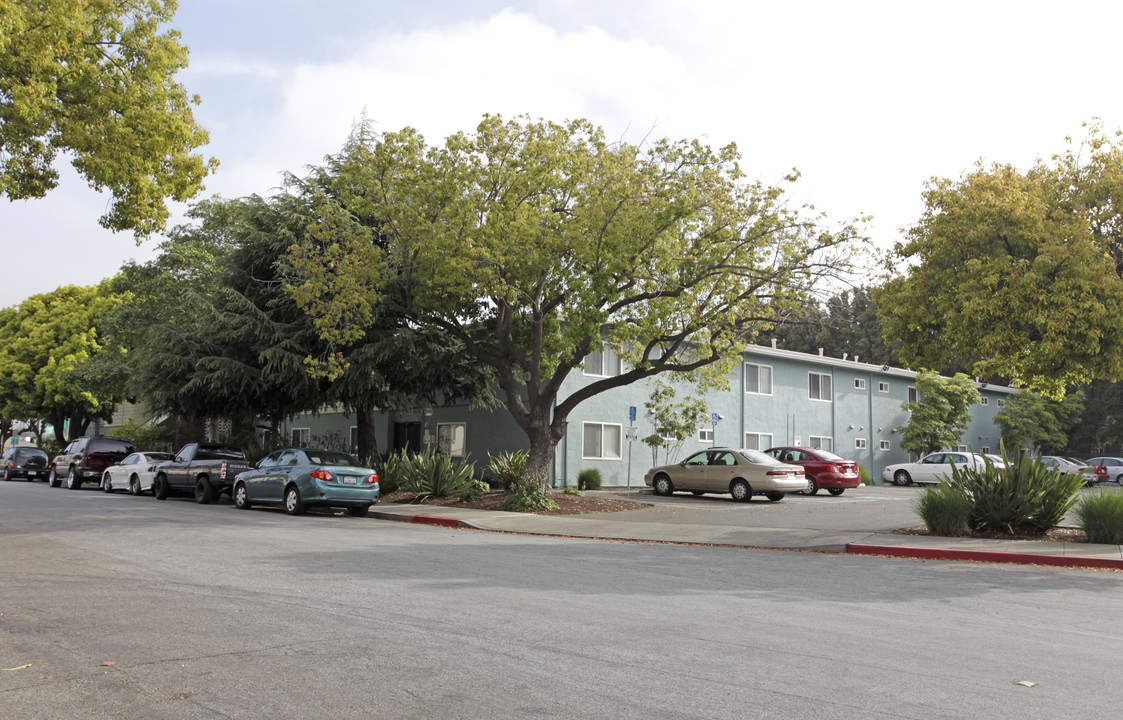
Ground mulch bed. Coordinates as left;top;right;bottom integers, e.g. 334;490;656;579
898;525;1089;543
382;490;648;515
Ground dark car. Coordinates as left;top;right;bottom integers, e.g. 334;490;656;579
49;437;136;489
233;448;380;516
764;446;862;496
2;446;50;481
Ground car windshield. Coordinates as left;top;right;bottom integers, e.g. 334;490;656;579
19;448;48;459
88;439;133;455
813;449;845;461
197;445;245;460
738;449;781;465
306;451;361;467
146;452;175;461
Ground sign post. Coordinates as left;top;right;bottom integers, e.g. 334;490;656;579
626;405;638;488
711;412;719;445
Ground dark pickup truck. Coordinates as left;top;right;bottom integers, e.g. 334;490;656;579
152;443;251;504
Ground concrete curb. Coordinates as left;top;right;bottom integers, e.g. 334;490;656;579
846;543;1123;570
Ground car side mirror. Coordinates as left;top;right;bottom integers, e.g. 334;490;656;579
175;456;184;463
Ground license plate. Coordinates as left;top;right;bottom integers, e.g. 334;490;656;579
342;476;357;485
28;471;41;477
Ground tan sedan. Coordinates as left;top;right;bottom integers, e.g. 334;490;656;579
644;448;807;502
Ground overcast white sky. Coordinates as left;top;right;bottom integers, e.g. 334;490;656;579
4;0;1121;309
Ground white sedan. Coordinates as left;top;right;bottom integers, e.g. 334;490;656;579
101;451;176;495
883;452;999;486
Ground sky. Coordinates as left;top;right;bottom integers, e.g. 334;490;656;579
4;0;1123;309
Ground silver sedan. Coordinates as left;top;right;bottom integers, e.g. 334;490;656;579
644;448;806;502
101;451;176;495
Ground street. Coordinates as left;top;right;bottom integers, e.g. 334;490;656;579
2;481;1122;719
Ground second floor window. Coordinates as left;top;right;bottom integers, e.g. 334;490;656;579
745;363;773;394
584;348;621;377
809;372;832;402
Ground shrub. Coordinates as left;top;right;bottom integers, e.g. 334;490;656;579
577;468;602;491
486;450;530;492
857;463;872;486
1075;489;1123;545
459;477;490;503
383;447;475;500
500;475;558;512
914;482;972;537
563;487;585;496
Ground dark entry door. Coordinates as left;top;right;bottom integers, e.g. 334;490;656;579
393;422;422;453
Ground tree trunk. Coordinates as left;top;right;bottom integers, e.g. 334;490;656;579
523;413;566;489
355;407;379;463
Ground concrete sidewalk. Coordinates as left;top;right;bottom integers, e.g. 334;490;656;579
369;498;1123;570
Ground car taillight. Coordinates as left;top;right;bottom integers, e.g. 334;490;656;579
365;473;379;485
766;470;788;476
147;464;157;472
310;470;335;482
220;462;227;479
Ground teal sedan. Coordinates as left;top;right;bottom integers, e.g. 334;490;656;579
233;448;380;517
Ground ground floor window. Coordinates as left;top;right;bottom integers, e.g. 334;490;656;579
879;440;891;451
698;427;713;443
808;435;833;452
291;427;310;446
743;432;773;450
583;422;622;460
437;422;467;457
855;438;868;450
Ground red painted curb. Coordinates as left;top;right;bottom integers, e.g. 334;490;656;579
847;543;1123;570
411;515;463;528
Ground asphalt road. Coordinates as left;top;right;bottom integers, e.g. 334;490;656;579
2;481;1122;719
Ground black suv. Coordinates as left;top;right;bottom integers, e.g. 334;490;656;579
49;437;135;489
2;446;50;481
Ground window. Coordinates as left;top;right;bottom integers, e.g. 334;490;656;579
854;378;866;390
907;386;919;403
743;432;773;451
808;435;833;452
878;381;889;393
982;446;991;454
583;422;622;459
698;428;714;443
744;363;773;395
956;445;969;452
808;372;832;401
855;438;868;450
979;397;989;406
436;423;467;457
879;440;891;451
291;427;310;446
583;348;621;377
997;399;1007;408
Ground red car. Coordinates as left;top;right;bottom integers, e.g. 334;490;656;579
764;447;862;496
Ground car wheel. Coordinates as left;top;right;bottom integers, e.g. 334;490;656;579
285;485;305;516
893;470;912;487
730;479;752;502
651;474;674;496
48;466;60;487
348;506;369;517
1117;474;1123;486
102;473;113;493
2;467;11;482
234;483;252;510
800;476;819;495
194;477;215;504
129;475;142;496
691;490;706;496
765;492;785;502
153;474;169;500
67;466;82;490
827;487;846;496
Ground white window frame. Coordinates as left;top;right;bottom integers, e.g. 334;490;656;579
744;363;773;395
808;372;833;402
879;440;891;451
982;446;992;455
956;445;969;452
436;422;467;458
698;427;714;443
291;427;310;446
583;348;622;377
907;386;919;403
582;422;623;460
979;397;989;406
854;378;866;390
997;399;1007;408
855;438;868;450
743;432;773;451
808;435;833;452
878;381;890;393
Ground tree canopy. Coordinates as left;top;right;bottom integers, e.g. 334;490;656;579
897;370;980;456
0;0;216;233
287;115;864;476
993;390;1084;455
771;285;898;366
877;122;1123;398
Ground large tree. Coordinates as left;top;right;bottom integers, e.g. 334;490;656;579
772;285;899;366
0;0;216;233
877;122;1123;398
287;115;863;478
994;390;1084;455
897;370;980;457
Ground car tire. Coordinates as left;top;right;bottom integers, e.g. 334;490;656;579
800;477;819;495
130;475;142;496
234;483;252;510
102;473;113;493
153;474;169;500
67;466;82;490
3;467;11;482
48;466;60;487
827;487;846;496
893;470;912;487
1117;474;1123;486
285;485;305;516
348;505;369;517
730;479;752;502
651;474;674;496
194;477;215;504
765;492;784;502
691;490;706;496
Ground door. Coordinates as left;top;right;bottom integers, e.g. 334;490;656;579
393;422;422;453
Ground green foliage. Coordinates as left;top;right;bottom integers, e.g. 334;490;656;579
500;475;558;512
897;370;980;456
773;286;900;367
563;487;585;496
877;121;1123;397
384;447;476;500
946;446;1084;534
577;469;602;491
0;0;217;233
459;477;490;503
994;390;1084;454
914;483;972;537
642;381;709;465
1074;489;1123;545
108;420;169;450
485;450;530;492
857;463;872;486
